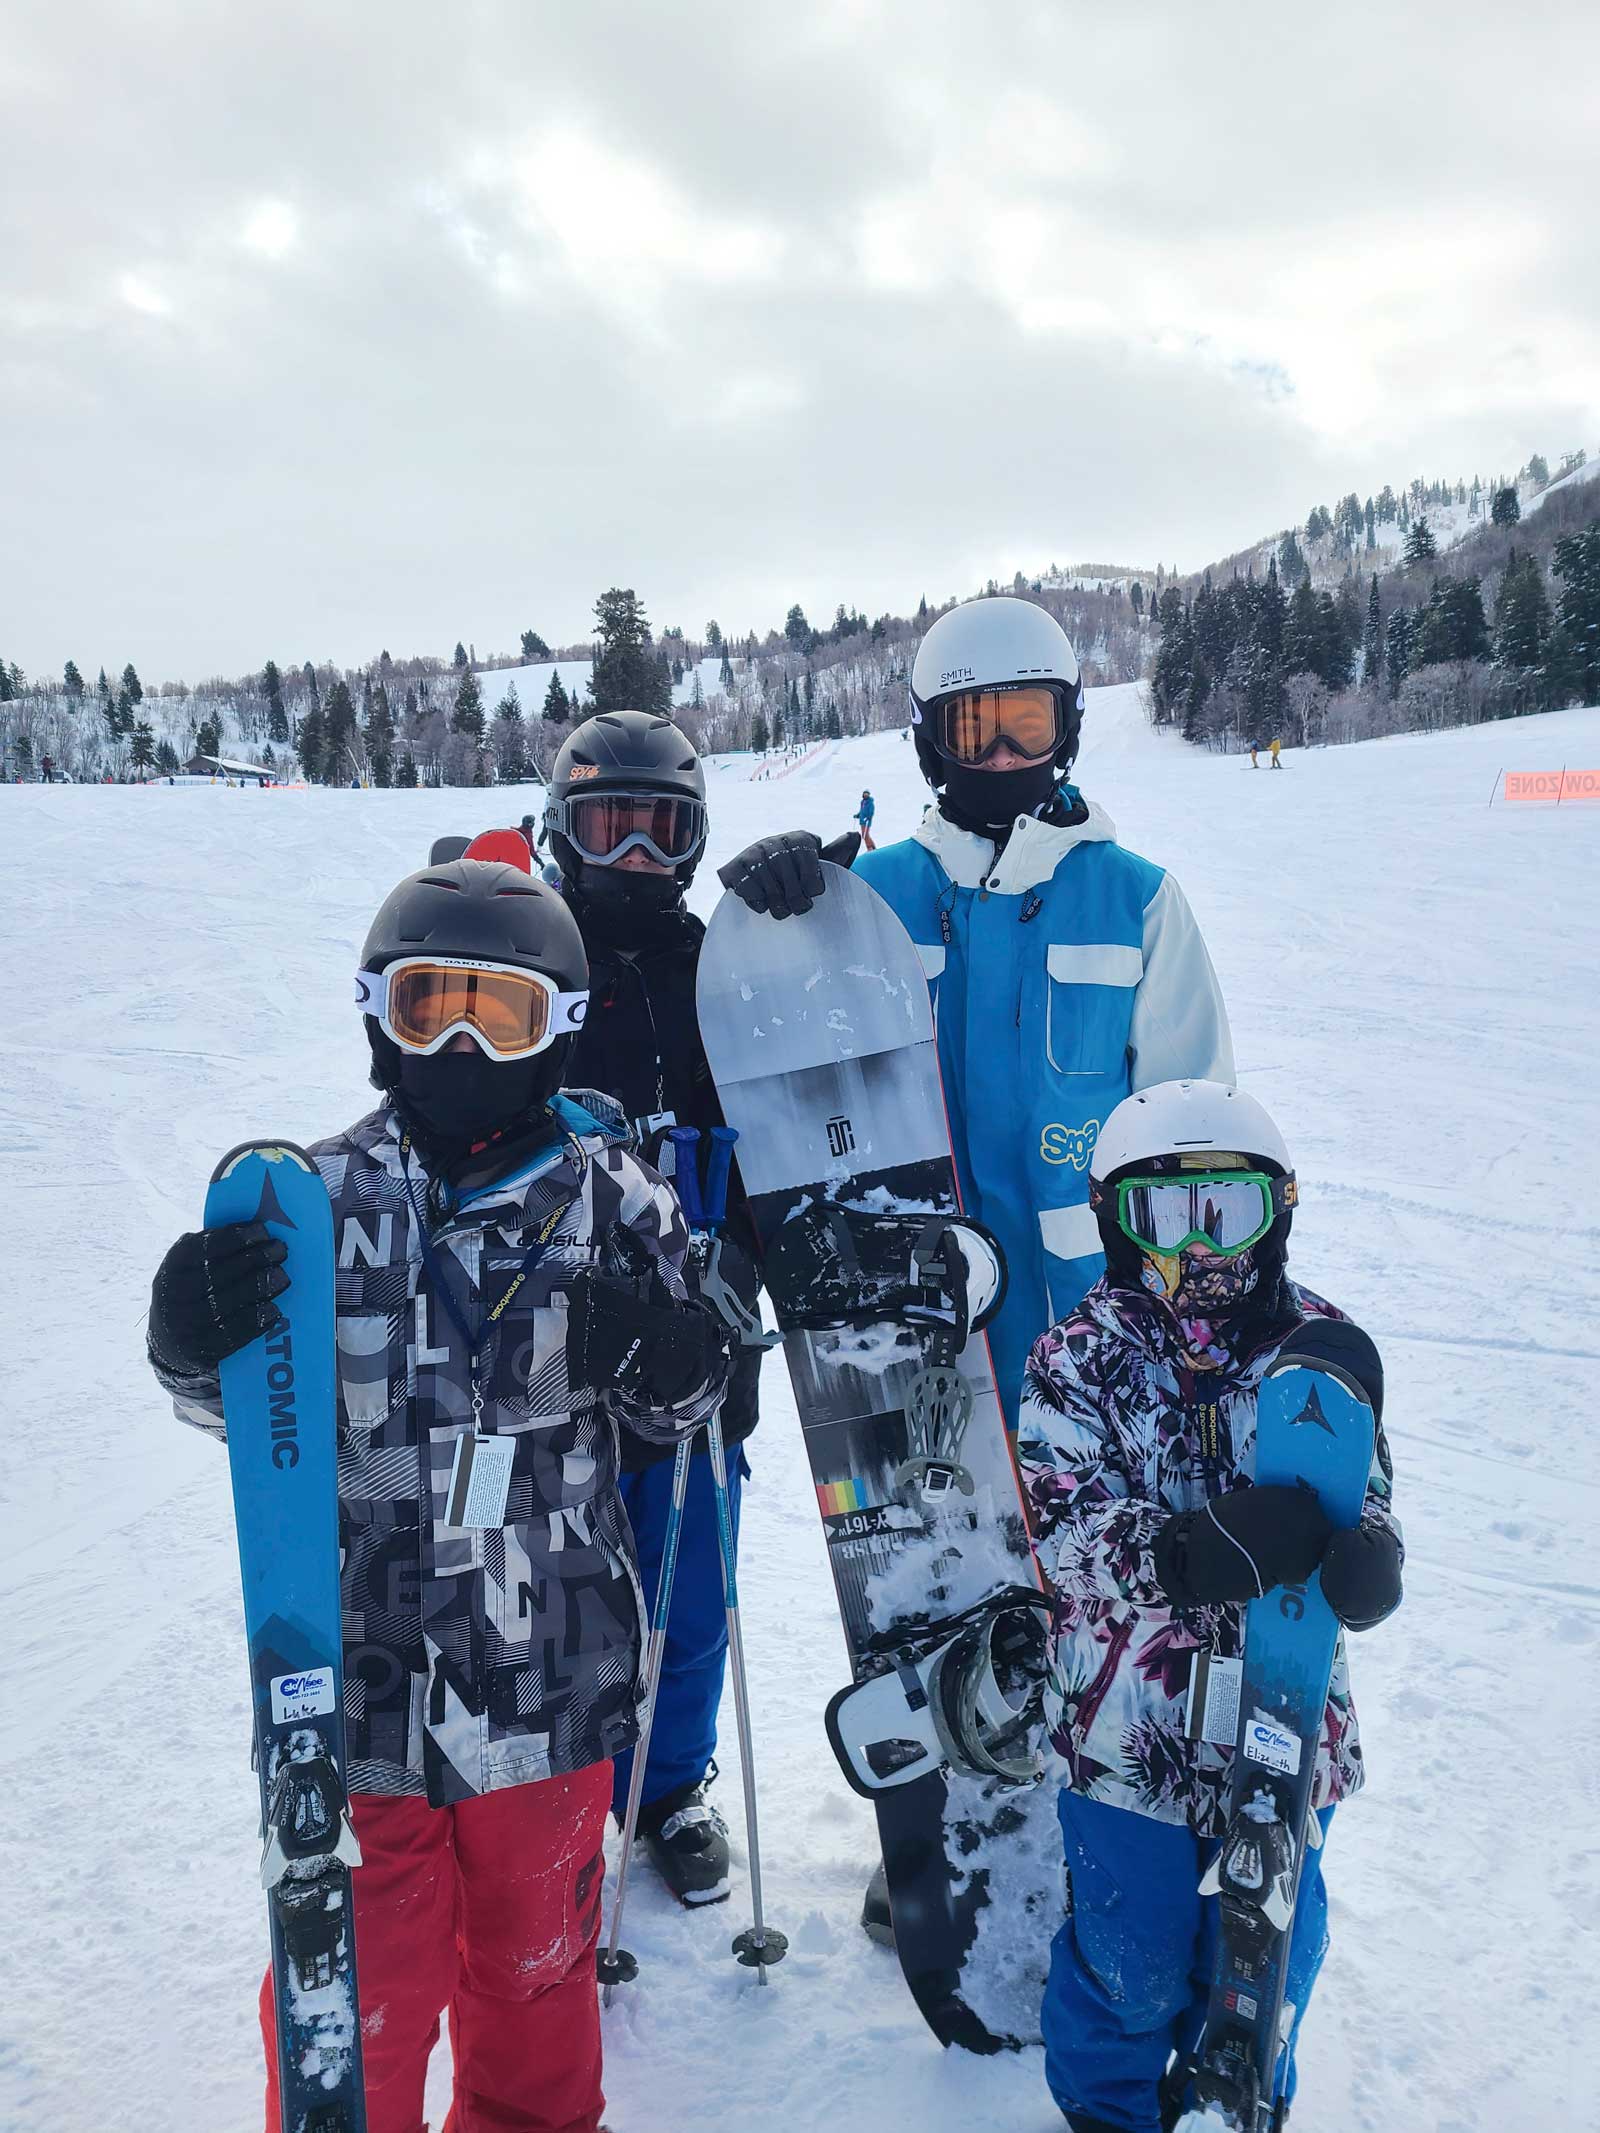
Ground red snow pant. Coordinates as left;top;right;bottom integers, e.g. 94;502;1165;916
261;1763;612;2133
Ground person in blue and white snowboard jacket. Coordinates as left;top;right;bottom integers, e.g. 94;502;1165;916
718;594;1235;1432
1017;1079;1403;2133
147;859;731;2133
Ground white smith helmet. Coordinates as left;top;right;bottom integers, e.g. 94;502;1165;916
1091;1080;1292;1182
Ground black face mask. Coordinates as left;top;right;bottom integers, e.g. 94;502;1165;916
571;863;693;949
939;758;1060;834
395;1048;556;1156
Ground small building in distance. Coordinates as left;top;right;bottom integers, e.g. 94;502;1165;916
184;753;275;785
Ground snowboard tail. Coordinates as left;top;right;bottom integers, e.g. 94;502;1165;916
207;1142;367;2131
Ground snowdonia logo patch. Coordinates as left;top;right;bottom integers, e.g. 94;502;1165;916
1040;1119;1099;1170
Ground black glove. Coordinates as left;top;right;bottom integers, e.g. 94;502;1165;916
566;1269;726;1409
1153;1483;1333;1607
148;1223;289;1377
718;831;827;919
1320;1522;1403;1630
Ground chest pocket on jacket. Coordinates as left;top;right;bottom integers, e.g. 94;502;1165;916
1044;943;1141;1076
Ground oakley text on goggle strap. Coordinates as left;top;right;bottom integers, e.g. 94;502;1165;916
557;789;707;868
1105;1171;1296;1257
926;683;1069;766
355;957;588;1059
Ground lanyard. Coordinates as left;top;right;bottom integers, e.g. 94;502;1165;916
400;1135;574;1427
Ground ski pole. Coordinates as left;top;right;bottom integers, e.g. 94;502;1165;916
697;1126;787;1982
597;1429;695;2006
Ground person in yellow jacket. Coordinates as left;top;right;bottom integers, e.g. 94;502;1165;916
1269;736;1283;769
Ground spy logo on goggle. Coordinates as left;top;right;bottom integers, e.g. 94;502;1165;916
1289;1382;1337;1436
1040;1119;1099;1170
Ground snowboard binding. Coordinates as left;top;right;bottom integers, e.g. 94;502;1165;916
765;1204;1005;1369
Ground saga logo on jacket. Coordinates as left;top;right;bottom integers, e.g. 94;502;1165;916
1040;1119;1099;1170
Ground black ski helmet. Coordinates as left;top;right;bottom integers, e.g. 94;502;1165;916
359;859;588;1105
544;709;708;890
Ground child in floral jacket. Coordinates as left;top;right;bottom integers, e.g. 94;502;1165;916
1016;1080;1402;2133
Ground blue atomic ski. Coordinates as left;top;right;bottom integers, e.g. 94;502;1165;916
206;1141;366;2133
1177;1319;1378;2133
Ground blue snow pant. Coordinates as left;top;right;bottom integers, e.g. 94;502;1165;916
612;1442;747;1817
1044;1791;1334;2132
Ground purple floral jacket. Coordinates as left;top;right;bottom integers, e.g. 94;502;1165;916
1016;1277;1399;1836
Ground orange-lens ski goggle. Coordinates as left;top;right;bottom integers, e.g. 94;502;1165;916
354;957;588;1059
936;684;1065;765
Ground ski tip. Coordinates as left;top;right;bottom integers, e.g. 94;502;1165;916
208;1140;316;1186
1266;1318;1383;1419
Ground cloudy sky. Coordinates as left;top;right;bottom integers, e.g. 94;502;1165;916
4;0;1597;681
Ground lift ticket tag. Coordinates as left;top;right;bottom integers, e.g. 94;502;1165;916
1184;1652;1243;1746
445;1431;515;1529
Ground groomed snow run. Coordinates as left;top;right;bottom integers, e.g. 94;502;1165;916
2;687;1598;2131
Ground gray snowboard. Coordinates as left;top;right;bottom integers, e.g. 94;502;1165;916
697;861;1057;2050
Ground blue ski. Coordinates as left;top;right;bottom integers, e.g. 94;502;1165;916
1177;1320;1377;2133
206;1141;367;2133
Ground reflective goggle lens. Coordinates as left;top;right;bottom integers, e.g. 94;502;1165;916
564;791;704;864
386;963;553;1056
938;686;1062;765
1115;1173;1278;1256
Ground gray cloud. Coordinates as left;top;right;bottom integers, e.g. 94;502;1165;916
4;0;1597;677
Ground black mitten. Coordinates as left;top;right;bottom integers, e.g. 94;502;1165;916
148;1223;289;1377
1153;1484;1333;1606
1320;1522;1403;1630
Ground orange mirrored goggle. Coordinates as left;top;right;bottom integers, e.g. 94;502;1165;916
355;957;588;1059
934;684;1067;766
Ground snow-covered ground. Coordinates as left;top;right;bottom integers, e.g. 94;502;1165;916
3;689;1599;2132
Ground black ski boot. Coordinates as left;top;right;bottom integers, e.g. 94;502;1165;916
861;1859;895;1947
638;1778;731;1907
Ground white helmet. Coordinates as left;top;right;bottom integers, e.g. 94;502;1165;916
909;596;1084;787
1090;1080;1292;1182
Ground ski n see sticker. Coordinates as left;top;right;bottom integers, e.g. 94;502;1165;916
271;1666;335;1725
1241;1714;1302;1776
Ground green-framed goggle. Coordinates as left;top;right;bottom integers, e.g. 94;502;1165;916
1108;1170;1296;1257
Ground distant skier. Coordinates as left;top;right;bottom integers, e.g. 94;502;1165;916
1017;1079;1402;2133
855;789;877;849
147;859;731;2133
545;710;765;1907
1249;743;1259;769
1269;735;1283;769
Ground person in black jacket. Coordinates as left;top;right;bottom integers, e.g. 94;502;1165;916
544;709;763;1905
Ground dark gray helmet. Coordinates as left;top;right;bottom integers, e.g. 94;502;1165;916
545;710;708;888
361;859;588;992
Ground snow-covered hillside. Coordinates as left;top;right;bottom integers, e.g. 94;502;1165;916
3;693;1599;2131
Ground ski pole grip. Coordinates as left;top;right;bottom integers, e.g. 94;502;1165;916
703;1127;737;1232
667;1127;705;1229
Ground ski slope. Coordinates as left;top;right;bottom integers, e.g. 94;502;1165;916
2;690;1599;2132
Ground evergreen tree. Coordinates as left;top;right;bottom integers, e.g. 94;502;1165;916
772;704;786;749
263;660;289;742
296;704;325;780
1364;499;1376;550
1404;516;1438;564
824;699;843;739
719;648;735;690
0;660;14;703
450;668;485;741
131;721;156;775
1490;485;1520;527
396;750;419;789
195;715;223;759
302;661;320;709
1551;524;1600;704
520;629;550;660
1383;609;1414;694
542;668;570;725
454;642;469;668
321;679;358;780
121;662;143;708
63;660;85;698
1318;589;1356;690
154;738;179;775
1493;550;1549;672
1150;593;1193;724
1283;576;1320;675
1363;575;1383;684
1277;530;1307;586
784;604;813;653
493;684;527;782
1413;577;1490;666
705;620;723;650
750;709;770;753
1525;454;1549;487
366;680;396;787
1130;582;1144;619
588;587;671;715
